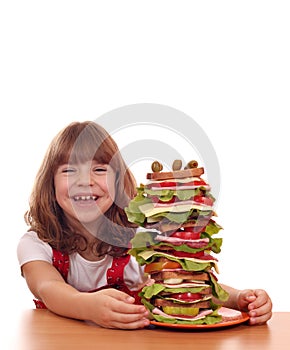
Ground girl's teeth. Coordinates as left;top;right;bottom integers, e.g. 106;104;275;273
74;196;97;201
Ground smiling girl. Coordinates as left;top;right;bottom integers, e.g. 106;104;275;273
17;121;150;329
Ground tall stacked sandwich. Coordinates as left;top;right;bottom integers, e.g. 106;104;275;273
125;160;229;325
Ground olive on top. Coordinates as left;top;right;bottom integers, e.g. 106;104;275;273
151;159;199;173
172;159;182;171
151;161;163;172
185;160;198;169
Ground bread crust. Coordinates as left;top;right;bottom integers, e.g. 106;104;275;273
154;298;211;309
145;218;211;233
146;167;204;180
160;286;212;296
151;270;210;281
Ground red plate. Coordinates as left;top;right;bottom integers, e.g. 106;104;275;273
150;307;250;330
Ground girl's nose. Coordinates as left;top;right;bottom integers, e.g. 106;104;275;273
76;170;94;186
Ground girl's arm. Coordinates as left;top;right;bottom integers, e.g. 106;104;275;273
22;260;149;329
214;284;272;325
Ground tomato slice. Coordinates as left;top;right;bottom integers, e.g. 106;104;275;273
144;260;181;273
193;195;214;206
147;179;207;188
182;180;207;187
169;292;203;302
171;230;201;240
172;250;205;258
147;181;177;188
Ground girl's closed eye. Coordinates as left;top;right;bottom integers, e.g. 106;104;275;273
94;165;108;174
59;165;76;174
62;167;76;173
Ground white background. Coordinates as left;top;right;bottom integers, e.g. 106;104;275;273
1;0;290;326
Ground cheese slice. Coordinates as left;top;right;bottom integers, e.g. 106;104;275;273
146;177;205;185
139;202;212;217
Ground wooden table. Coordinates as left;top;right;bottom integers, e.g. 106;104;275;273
5;310;290;350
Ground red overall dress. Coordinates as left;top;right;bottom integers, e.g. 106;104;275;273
34;249;141;308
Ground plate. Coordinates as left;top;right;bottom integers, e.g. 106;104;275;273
149;308;250;330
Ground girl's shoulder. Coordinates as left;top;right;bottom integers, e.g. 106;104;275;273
17;231;53;267
18;231;51;249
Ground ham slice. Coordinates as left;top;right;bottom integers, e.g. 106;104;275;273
155;235;210;245
161;281;207;288
149;185;210;191
152;307;213;321
153;200;211;208
218;307;244;321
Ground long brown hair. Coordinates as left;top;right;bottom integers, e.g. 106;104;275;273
25;121;137;256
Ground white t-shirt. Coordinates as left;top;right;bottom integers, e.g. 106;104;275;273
17;231;147;292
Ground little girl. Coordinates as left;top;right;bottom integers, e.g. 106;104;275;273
17;121;272;329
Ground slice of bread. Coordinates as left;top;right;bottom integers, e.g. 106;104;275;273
146;167;204;180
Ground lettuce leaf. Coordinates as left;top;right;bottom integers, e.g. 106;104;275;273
124;185;215;226
208;273;229;302
131;249;218;272
147;209;213;224
140;296;222;325
141;284;210;299
140;277;228;303
124;187;150;225
144;188;200;201
129;220;223;258
151;311;222;325
144;187;213;202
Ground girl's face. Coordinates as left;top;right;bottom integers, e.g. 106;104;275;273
54;160;116;226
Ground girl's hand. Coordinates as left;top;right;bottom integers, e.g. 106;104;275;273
237;289;272;325
83;288;150;329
